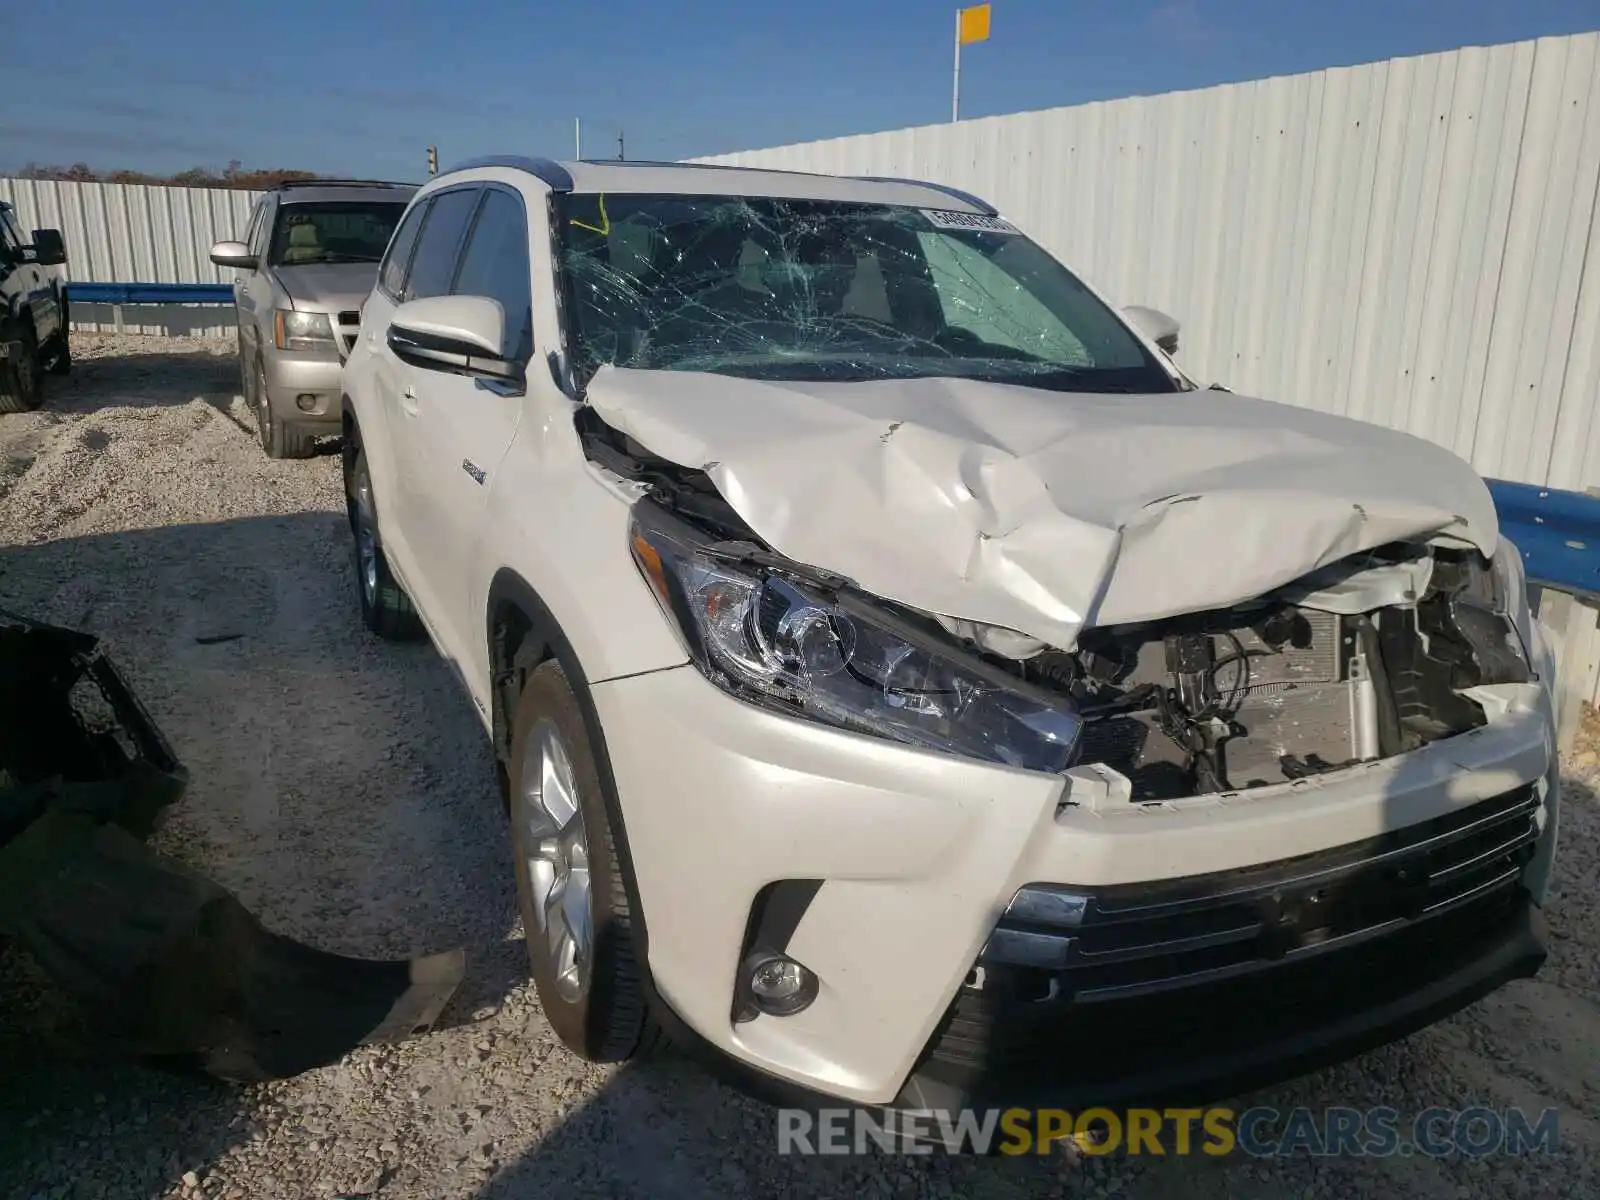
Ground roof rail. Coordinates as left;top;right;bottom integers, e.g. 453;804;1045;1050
438;156;573;192
852;176;996;215
270;178;415;191
582;161;997;213
581;158;832;179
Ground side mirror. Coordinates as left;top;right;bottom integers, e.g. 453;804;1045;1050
387;296;522;386
1123;305;1180;356
28;229;67;267
209;240;257;270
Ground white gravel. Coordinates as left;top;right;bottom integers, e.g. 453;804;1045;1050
1;332;1596;1199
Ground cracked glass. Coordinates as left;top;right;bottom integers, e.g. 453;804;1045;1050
558;193;1179;394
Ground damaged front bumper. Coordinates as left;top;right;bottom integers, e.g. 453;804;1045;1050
0;609;464;1081
595;663;1558;1109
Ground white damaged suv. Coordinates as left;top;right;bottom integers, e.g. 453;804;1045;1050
340;158;1561;1116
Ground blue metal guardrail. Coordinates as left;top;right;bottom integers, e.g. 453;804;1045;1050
1486;479;1600;601
65;282;234;305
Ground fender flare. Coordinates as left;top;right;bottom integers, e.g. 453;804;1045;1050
485;568;652;962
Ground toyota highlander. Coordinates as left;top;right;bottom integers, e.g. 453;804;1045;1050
338;157;1561;1120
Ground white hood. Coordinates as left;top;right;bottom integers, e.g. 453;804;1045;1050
585;366;1499;650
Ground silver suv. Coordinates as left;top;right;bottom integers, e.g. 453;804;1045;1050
210;180;415;458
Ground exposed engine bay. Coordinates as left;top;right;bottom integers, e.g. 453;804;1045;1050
1029;545;1525;799
580;409;1532;800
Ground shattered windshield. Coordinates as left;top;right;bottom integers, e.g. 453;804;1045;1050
268;202;409;266
558;193;1178;393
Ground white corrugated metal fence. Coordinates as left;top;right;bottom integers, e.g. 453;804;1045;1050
0;177;260;284
695;33;1600;495
0;178;261;335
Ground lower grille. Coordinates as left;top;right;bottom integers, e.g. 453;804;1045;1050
918;787;1542;1092
982;785;1540;1002
920;885;1530;1092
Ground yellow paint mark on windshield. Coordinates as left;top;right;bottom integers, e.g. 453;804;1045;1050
570;193;610;236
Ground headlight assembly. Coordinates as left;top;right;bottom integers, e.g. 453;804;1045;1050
628;500;1082;773
1440;546;1533;686
274;309;335;352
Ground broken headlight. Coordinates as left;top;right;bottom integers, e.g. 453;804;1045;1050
1441;545;1533;686
628;500;1082;773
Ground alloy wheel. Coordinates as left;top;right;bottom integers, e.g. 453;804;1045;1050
515;719;593;1003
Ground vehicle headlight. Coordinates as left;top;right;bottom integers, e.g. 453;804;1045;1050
274;309;334;351
1449;545;1534;685
628;500;1082;773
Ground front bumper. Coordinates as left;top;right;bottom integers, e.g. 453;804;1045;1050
593;666;1558;1107
262;351;343;427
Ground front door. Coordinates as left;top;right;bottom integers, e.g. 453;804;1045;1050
236;200;273;366
393;185;535;664
376;184;482;649
0;210;55;345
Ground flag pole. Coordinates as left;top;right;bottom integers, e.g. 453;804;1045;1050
952;8;962;123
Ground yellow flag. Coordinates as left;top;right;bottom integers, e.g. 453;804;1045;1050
957;3;991;46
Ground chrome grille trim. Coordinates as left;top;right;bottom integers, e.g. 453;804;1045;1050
981;786;1540;1003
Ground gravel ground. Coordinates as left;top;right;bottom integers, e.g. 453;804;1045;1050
0;332;1596;1199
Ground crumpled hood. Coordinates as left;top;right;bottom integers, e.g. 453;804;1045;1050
585;366;1499;649
272;262;378;313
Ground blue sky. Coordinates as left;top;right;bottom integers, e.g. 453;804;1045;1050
5;0;1596;179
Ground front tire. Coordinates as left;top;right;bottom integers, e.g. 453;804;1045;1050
347;449;423;641
45;305;71;376
255;360;314;459
508;660;657;1061
0;325;43;414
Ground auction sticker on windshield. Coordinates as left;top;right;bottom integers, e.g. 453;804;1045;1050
921;209;1020;234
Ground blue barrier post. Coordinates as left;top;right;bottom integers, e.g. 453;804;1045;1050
1485;478;1600;602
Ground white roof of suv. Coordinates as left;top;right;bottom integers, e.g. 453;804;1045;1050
434;156;995;214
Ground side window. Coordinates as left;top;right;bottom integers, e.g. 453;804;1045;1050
403;188;480;302
0;211;22;261
246;201;270;260
451;189;533;361
378;200;429;299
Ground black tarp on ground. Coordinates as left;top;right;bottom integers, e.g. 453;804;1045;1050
0;608;464;1081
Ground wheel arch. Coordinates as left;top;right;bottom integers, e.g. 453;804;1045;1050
486;567;653;968
340;397;362;498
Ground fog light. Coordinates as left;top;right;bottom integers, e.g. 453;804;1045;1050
295;394;318;412
743;953;817;1017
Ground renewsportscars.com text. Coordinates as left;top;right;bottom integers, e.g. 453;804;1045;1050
777;1105;1561;1157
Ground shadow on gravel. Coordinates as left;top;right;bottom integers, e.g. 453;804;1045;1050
0;950;260;1200
0;514;526;1199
